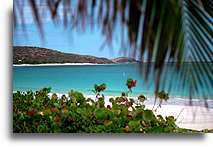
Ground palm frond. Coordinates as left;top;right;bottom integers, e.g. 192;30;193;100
13;0;213;104
180;0;213;104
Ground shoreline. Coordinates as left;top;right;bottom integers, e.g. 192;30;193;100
12;62;135;67
13;90;213;107
13;63;108;66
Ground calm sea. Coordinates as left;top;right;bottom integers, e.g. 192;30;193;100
13;63;213;100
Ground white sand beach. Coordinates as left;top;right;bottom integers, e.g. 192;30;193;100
146;105;213;131
48;93;213;131
12;63;129;67
13;63;97;66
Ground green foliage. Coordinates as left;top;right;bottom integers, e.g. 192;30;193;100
13;89;200;133
143;110;156;121
94;83;106;93
95;108;107;120
138;94;147;104
153;90;170;111
13;82;206;133
157;90;169;102
126;78;137;93
92;83;107;98
68;90;85;106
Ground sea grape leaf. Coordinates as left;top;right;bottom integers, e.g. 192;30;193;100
113;109;121;116
95;125;106;133
149;126;164;133
104;120;112;126
95;109;107;120
69;90;85;104
128;120;140;130
143;110;156;121
138;94;147;103
53;102;60;108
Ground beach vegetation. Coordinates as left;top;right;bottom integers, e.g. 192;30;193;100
92;83;107;98
153;90;170;111
13;80;202;133
126;78;137;93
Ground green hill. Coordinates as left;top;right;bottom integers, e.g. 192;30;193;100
13;46;114;64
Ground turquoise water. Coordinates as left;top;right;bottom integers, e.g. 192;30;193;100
13;63;213;99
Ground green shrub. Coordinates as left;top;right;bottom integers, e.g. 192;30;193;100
13;80;203;133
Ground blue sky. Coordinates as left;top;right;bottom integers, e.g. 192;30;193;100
13;1;132;59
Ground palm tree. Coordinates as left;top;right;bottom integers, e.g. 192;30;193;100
13;0;213;105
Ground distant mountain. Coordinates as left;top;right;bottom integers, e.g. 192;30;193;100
13;46;114;64
112;57;138;63
13;46;138;64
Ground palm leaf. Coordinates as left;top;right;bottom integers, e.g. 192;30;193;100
180;0;213;104
13;0;213;105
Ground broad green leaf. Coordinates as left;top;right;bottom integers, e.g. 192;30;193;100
143;109;156;121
